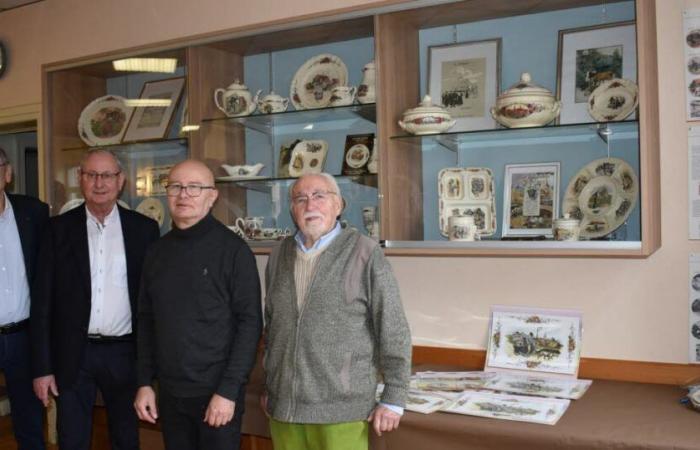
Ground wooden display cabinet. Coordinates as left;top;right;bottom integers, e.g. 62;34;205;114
41;0;659;257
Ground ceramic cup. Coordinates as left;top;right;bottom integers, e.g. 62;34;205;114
553;214;581;241
329;86;356;107
448;215;478;242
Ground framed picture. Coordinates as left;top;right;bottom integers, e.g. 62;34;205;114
556;21;636;124
502;162;560;237
123;77;185;142
428;38;501;132
342;133;374;176
144;164;174;196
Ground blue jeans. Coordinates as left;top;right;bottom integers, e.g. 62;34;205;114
0;328;46;450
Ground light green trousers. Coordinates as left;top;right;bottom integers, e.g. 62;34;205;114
269;418;369;450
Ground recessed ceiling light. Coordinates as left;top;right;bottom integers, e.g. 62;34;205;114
112;58;177;73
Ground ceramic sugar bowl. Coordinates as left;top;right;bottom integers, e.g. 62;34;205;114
214;79;260;117
398;95;456;135
553;214;581;241
490;72;561;128
329;86;356;106
257;91;289;114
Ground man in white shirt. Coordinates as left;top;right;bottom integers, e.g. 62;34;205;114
31;149;159;450
0;147;48;450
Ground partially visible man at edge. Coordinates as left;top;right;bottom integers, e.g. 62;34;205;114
0;146;48;450
31;148;159;450
262;172;412;450
134;160;262;450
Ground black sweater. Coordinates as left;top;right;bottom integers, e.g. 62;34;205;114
137;214;262;401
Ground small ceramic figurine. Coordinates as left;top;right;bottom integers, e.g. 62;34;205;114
214;79;261;117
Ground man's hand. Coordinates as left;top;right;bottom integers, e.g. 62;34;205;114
259;391;270;418
204;393;235;428
33;375;58;407
367;405;401;436
134;386;159;424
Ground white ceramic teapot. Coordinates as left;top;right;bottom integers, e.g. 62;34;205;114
257;91;289;114
357;60;376;104
214;79;260;117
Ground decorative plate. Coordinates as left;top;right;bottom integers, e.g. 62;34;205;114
290;54;348;110
562;157;638;239
78;95;134;146
345;144;370;169
288;140;329;177
438;167;496;237
136;197;165;227
59;198;130;215
587;78;638;122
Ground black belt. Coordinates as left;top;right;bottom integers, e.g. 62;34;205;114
0;319;29;335
87;333;133;343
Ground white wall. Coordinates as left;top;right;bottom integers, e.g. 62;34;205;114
0;0;695;363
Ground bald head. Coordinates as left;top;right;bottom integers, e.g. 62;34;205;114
166;159;218;229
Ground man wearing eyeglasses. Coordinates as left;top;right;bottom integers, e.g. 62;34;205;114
261;173;411;450
0;147;48;450
31;149;159;450
134;160;262;450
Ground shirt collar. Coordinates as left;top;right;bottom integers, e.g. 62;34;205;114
295;221;341;253
86;202;119;227
0;193;12;222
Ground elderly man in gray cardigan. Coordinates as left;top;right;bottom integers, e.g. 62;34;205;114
261;172;411;450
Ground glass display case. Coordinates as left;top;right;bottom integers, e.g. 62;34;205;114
42;0;660;256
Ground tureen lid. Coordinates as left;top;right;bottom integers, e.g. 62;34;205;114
554;213;580;226
226;79;249;90
403;95;451;116
500;72;553;98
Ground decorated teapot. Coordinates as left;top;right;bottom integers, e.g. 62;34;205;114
357;60;376;104
257;91;289;114
214;79;260;117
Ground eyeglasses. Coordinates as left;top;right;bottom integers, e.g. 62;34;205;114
291;190;336;206
165;183;215;197
80;171;121;182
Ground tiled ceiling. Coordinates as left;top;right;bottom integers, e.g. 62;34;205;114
0;0;43;12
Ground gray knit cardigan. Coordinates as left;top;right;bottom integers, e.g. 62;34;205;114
263;227;411;423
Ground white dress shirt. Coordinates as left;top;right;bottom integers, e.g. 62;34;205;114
0;193;30;325
86;205;132;336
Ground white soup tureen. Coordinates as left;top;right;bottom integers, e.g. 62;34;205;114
490;72;561;128
398;95;456;135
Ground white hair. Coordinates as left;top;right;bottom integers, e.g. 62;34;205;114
288;173;342;200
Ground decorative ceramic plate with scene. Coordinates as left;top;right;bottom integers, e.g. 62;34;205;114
287;139;329;177
78;95;134;146
135;197;165;227
442;391;571;426
438;167;496;237
290;54;348;110
562;157;638;239
485;306;583;377
587;78;638;122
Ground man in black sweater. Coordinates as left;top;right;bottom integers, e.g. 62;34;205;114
134;160;262;450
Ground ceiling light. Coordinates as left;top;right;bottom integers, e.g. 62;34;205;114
123;98;172;107
303;124;314;130
180;125;200;132
112;58;177;73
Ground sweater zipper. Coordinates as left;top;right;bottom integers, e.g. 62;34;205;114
287;259;322;421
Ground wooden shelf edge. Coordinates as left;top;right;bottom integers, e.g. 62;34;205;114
383;246;647;258
412;345;700;386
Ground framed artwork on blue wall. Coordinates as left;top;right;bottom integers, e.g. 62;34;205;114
428;38;501;132
556;21;637;124
502;162;560;237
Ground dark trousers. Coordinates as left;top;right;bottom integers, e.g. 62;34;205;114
159;388;245;450
0;328;45;450
56;341;139;450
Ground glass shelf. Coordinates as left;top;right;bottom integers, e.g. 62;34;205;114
61;137;188;153
391;120;639;152
215;173;377;193
201;103;376;133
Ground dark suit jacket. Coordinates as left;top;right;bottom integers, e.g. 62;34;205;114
30;204;159;389
6;193;49;286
